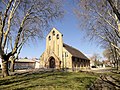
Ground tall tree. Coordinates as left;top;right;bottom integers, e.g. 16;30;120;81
74;0;120;69
0;0;63;77
103;43;119;69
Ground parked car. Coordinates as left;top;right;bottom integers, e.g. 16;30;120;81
91;66;96;68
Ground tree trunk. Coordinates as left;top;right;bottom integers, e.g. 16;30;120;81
10;60;15;72
2;60;9;77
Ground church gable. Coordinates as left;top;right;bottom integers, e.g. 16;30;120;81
46;28;63;60
46;28;62;39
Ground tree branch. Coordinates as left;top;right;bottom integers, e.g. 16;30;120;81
0;0;13;47
13;34;29;61
107;0;120;21
95;31;120;56
12;13;30;55
2;0;19;50
2;0;7;7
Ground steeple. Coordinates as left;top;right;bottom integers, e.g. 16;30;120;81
46;28;63;60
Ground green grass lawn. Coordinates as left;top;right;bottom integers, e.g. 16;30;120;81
0;71;98;90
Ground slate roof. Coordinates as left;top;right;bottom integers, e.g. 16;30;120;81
63;43;89;60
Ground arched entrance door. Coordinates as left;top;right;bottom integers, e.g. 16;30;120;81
49;57;55;68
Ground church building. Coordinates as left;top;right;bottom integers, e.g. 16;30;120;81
40;28;90;71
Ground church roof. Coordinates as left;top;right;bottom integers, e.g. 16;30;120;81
63;43;89;60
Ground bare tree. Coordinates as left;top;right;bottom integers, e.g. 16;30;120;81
0;0;63;77
107;0;120;21
90;53;101;67
103;43;119;69
74;0;120;69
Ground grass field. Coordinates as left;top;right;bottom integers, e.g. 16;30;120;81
0;71;98;90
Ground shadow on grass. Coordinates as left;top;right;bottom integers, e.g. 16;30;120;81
100;75;120;88
0;71;97;90
0;71;72;89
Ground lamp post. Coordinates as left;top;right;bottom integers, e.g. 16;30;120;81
65;52;68;72
62;54;64;71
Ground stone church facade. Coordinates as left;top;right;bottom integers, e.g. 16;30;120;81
40;28;90;71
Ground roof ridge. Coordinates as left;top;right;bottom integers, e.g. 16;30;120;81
63;43;89;60
63;43;82;53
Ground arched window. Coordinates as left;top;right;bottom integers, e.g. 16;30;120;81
48;36;51;40
56;34;59;39
52;31;55;36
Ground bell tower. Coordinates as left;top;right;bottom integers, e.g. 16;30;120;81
46;28;63;61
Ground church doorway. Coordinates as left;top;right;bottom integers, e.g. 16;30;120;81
49;57;55;68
